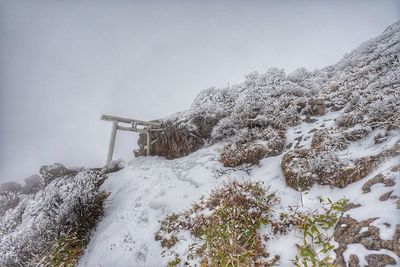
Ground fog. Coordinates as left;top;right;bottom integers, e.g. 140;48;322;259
0;0;399;183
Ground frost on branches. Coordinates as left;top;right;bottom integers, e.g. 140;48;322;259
0;170;106;266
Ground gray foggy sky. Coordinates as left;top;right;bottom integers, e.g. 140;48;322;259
0;0;399;182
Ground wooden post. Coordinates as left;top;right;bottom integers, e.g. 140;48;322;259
146;126;151;156
101;114;163;162
107;120;118;163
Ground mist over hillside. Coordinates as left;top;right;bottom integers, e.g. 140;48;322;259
1;19;399;267
1;0;399;184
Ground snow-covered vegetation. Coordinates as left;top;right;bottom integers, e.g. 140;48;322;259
1;21;399;267
0;170;107;266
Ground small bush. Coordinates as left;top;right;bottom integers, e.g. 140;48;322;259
0;170;108;266
220;143;270;167
156;180;280;266
291;198;348;267
219;127;285;167
281;148;381;191
40;191;109;266
334;114;362;128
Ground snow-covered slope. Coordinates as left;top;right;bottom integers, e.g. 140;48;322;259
79;108;399;266
1;20;398;267
77;21;400;267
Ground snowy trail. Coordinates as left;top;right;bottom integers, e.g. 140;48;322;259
80;112;400;266
79;147;227;266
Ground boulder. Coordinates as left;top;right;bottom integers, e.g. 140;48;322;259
39;163;78;185
0;182;22;194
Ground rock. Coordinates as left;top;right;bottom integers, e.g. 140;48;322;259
365;254;396;267
101;160;124;174
39;163;78;185
362;174;395;193
285;143;293;150
348;255;360;267
391;164;400;172
345;203;362;211
21;174;44;194
0;182;22;193
150;126;204;159
379;190;394;201
334;216;400;266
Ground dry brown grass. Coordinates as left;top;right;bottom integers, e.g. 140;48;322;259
155;180;280;266
281;148;381;191
219;127;285;167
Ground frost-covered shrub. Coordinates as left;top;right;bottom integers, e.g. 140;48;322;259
366;94;400;129
189;87;238;118
219;127;285;167
335;114;363;128
232;73;307;130
281;148;382;191
220;143;270;167
0;170;107;266
210;117;238;142
311;129;349;151
157;21;399;162
0;191;20;217
320;22;400;124
343;127;371;142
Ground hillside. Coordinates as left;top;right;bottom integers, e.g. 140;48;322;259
1;21;399;266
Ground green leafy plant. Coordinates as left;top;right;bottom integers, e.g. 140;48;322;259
168;254;182;267
156;180;280;266
291;197;348;267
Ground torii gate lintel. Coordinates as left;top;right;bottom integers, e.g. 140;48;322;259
101;114;163;164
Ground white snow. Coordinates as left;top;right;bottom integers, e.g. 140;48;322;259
79;110;400;266
79;22;400;266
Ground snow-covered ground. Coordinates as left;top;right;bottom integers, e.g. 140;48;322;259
79;110;400;266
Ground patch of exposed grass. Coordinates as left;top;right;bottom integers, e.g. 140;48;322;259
156;180;280;266
291;198;348;267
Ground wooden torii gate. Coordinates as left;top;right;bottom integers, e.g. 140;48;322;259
101;114;163;163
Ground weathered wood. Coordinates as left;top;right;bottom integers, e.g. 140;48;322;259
146;126;151;156
101;114;164;163
101;114;162;128
107;121;118;163
117;125;137;132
